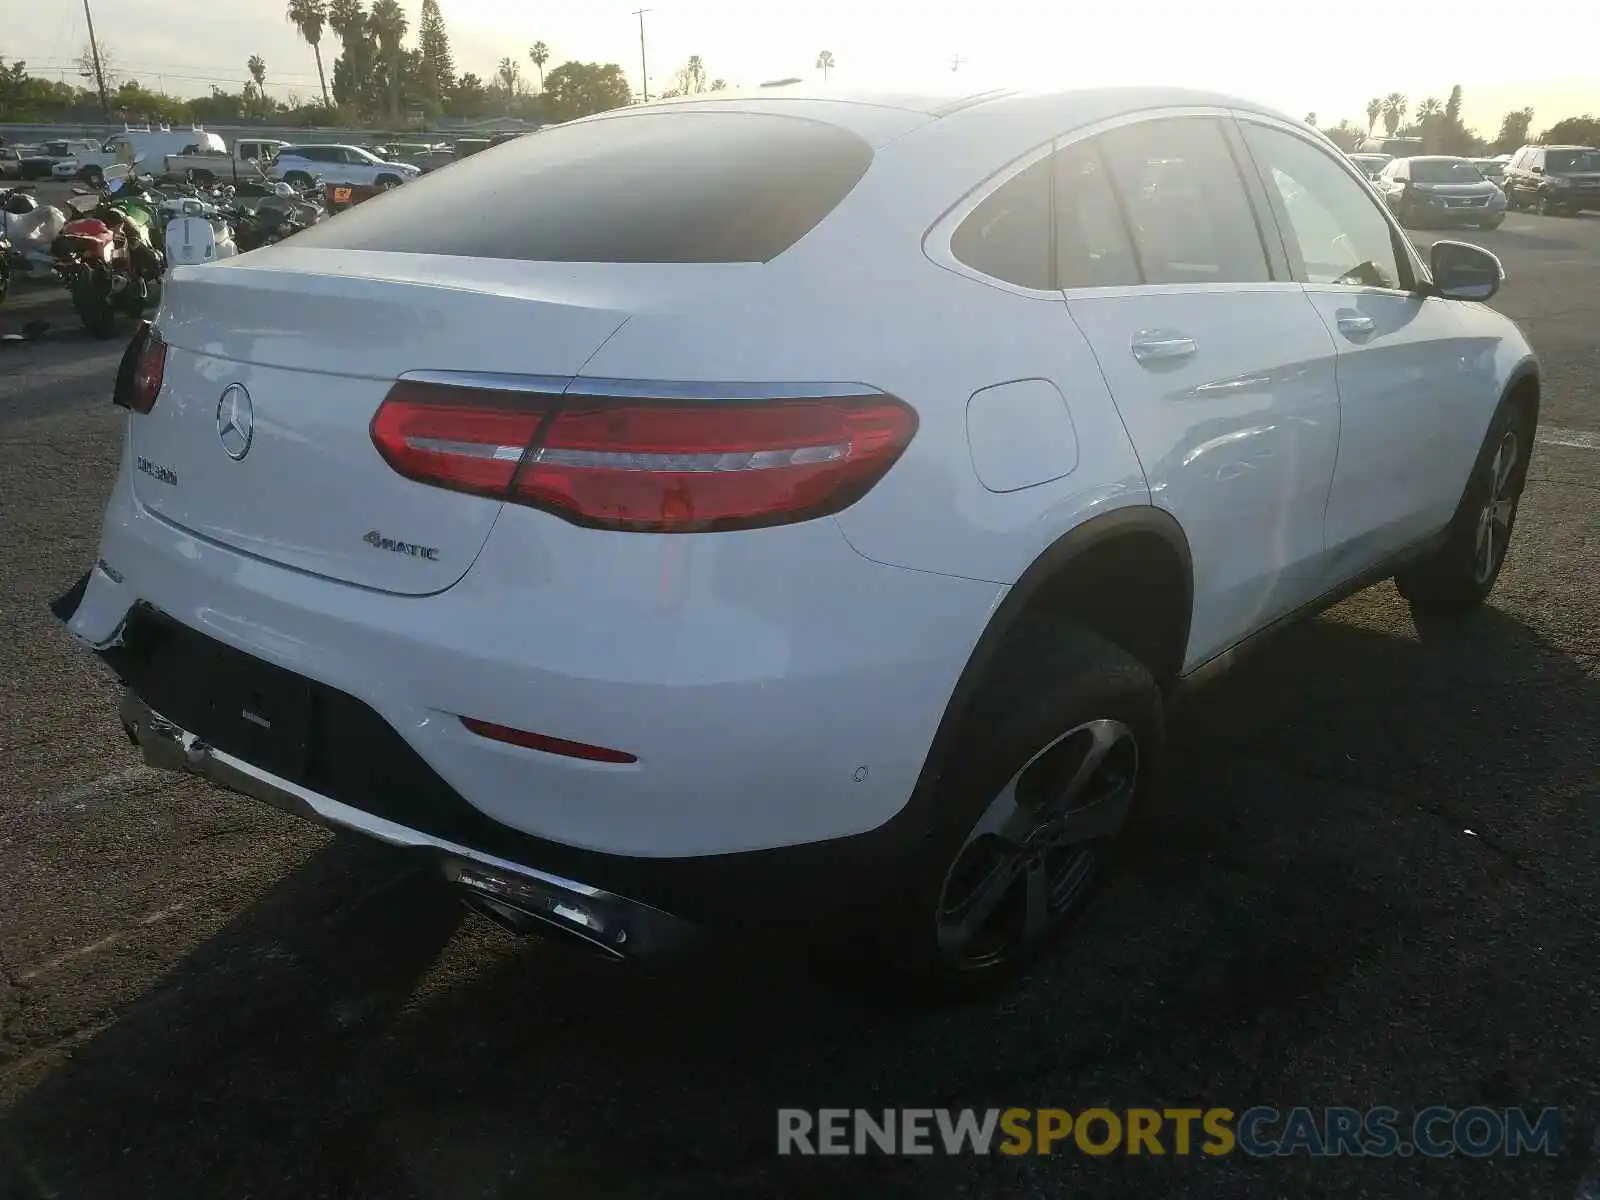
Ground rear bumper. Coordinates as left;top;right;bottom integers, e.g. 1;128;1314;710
117;690;705;961
56;437;1004;919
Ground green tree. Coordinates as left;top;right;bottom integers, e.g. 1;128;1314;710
286;0;332;107
1416;97;1442;120
543;60;632;121
368;0;408;120
529;41;550;91
1382;92;1407;136
327;0;378;113
496;56;521;95
417;0;455;101
1494;107;1534;152
1304;112;1316;126
1543;114;1600;146
1365;97;1382;134
451;71;491;117
816;49;834;80
659;54;711;98
1444;84;1463;127
1325;120;1365;150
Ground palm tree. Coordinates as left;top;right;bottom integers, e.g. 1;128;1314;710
326;0;365;42
1382;92;1407;136
816;49;835;81
368;0;408;120
1417;97;1443;120
528;41;549;91
1365;97;1382;135
286;0;332;107
247;55;268;116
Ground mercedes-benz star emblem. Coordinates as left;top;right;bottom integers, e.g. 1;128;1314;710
217;384;254;461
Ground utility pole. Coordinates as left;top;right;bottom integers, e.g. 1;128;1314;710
83;0;111;114
633;8;651;102
951;54;967;73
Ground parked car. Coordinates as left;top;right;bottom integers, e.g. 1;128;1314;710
1358;135;1424;158
270;144;421;189
1347;152;1392;180
56;87;1536;990
452;137;492;158
1374;155;1506;229
1470;157;1506;182
20;140;98;180
1501;144;1600;216
0;147;20;179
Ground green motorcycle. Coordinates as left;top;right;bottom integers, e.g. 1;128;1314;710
57;176;165;339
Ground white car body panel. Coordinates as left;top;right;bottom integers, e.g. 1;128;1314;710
69;438;1004;856
65;85;1536;870
1065;283;1341;666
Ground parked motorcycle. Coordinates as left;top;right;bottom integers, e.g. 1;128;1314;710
53;168;165;339
2;185;65;282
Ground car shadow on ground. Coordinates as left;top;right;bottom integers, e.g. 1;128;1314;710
1;600;1595;1199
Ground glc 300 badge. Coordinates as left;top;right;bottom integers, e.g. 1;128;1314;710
363;530;440;561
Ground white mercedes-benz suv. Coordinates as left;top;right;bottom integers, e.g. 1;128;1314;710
55;87;1537;989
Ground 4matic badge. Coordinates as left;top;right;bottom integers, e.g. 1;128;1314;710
363;530;440;561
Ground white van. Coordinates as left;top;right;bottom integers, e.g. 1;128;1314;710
53;128;227;182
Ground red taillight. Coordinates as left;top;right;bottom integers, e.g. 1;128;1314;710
460;717;638;764
370;382;917;532
114;322;167;414
369;381;548;499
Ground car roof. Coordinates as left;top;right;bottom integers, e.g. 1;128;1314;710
1540;144;1597;151
1406;155;1470;164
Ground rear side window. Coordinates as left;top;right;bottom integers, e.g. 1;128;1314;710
950;156;1053;289
1095;117;1270;285
287;112;875;264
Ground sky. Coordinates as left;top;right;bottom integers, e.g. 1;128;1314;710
11;1;1597;137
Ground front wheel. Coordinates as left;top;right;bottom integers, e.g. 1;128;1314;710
1395;400;1531;615
80;165;104;187
375;174;402;190
870;629;1164;996
284;171;314;189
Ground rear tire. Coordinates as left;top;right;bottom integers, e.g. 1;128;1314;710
71;269;119;340
1395;400;1531;616
284;171;314;188
863;627;1165;999
80;165;104;187
375;174;402;189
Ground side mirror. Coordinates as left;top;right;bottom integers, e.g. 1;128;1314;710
1430;240;1503;302
1529;165;1543;175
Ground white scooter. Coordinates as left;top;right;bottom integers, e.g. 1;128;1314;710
2;188;68;282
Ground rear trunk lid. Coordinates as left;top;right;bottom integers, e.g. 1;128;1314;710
137;248;751;595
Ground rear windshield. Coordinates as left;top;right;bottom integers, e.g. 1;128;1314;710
1410;159;1483;183
287;111;875;263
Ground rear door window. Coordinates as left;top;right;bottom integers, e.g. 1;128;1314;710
287;112;876;263
1094;117;1271;285
1052;140;1141;288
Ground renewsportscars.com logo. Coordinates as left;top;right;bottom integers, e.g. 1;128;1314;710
777;1107;1562;1158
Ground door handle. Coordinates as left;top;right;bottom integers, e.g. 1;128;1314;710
1131;333;1197;363
1336;313;1376;336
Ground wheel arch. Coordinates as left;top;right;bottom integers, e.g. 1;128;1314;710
909;506;1193;813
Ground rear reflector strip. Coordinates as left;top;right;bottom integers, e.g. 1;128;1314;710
461;716;638;764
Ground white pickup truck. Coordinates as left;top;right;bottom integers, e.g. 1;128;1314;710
162;138;290;183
